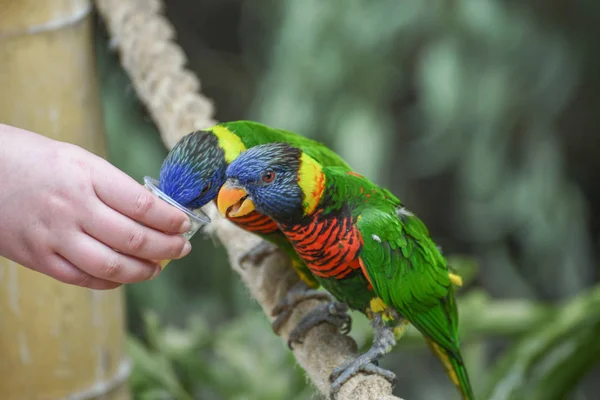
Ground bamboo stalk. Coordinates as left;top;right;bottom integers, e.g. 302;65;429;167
0;1;130;399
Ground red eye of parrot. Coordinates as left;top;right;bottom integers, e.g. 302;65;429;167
262;170;275;183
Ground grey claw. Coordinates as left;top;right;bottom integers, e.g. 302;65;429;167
272;290;333;316
239;241;278;265
270;285;335;335
329;363;396;399
288;302;351;350
328;315;397;399
329;362;396;399
271;308;293;335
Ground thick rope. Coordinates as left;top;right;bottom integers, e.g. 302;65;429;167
95;0;216;150
95;0;401;398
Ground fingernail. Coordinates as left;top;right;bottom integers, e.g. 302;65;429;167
179;218;191;233
152;265;162;279
179;241;192;258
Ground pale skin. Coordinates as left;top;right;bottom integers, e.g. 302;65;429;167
0;124;192;290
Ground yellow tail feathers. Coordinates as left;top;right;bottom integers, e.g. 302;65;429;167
449;272;463;287
425;339;475;400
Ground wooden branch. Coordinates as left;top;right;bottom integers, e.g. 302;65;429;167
95;0;402;398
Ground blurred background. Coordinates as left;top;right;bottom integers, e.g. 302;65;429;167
94;0;600;399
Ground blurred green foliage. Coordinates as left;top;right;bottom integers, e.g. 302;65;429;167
94;0;600;398
126;311;312;400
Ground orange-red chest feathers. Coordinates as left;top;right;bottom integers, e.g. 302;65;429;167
229;210;279;234
280;211;363;280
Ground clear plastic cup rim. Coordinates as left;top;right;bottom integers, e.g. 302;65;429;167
143;176;211;225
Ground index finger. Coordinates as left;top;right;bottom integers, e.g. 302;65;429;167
92;164;190;234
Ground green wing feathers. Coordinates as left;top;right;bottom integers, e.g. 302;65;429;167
357;204;475;399
359;209;458;349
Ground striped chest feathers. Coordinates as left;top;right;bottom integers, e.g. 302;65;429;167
281;211;363;280
230;211;279;234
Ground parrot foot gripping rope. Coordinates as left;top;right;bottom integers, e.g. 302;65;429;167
238;241;280;266
271;281;341;334
287;301;352;350
329;313;398;399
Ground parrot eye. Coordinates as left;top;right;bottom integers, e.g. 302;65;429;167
262;170;276;183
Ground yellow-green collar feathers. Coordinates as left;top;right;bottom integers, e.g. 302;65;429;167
207;125;246;163
297;152;325;215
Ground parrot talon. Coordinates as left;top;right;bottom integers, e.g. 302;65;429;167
271;282;336;335
271;285;334;316
239;241;279;266
329;363;397;399
272;290;334;315
328;314;397;398
287;302;351;350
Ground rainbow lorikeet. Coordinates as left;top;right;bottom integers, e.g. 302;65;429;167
158;121;354;331
216;142;474;400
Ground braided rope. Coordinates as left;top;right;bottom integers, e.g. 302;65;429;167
96;0;216;149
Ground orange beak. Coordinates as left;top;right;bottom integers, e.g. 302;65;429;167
217;182;255;218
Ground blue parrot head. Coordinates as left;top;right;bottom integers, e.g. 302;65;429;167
217;142;305;221
158;130;227;210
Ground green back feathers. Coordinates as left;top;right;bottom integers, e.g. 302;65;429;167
213;121;353;170
320;166;472;398
321;166;460;351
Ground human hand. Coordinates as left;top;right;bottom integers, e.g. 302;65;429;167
0;124;192;290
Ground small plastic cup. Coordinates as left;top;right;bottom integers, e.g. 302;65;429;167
143;176;211;268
